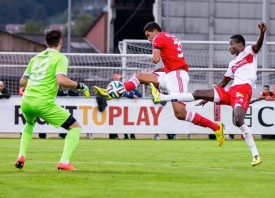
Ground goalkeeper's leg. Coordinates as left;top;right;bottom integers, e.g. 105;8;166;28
15;121;35;169
58;115;81;171
41;105;81;170
58;127;80;171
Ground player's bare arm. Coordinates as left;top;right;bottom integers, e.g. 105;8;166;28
195;100;208;107
56;74;90;98
252;22;267;53
152;48;161;64
56;74;78;89
217;76;231;88
153;67;165;72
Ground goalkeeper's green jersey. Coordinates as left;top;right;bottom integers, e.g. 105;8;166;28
23;48;68;103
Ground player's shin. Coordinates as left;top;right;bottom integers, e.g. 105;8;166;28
60;127;81;163
159;93;195;102
18;122;35;157
186;111;219;131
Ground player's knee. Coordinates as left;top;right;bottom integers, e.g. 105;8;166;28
174;110;186;120
193;89;200;95
193;90;201;99
61;115;79;130
71;121;81;129
134;73;142;80
233;117;244;127
26;120;36;126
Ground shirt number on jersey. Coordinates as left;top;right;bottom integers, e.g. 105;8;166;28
174;39;184;58
29;59;49;85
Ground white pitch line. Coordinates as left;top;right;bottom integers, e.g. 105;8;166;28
28;161;145;166
21;161;275;175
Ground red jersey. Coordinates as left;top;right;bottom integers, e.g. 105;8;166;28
258;91;273;100
152;32;189;73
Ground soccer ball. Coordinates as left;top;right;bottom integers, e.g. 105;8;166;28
107;81;126;99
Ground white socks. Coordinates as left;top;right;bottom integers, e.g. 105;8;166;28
129;76;140;87
240;124;259;157
159;93;195;102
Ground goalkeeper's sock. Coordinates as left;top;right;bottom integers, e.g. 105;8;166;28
123;76;140;91
60;127;81;163
159;93;195;102
240;124;259;157
185;112;219;131
18;122;35;157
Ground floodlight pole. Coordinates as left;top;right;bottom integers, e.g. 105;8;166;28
67;0;72;53
166;0;170;32
262;0;268;86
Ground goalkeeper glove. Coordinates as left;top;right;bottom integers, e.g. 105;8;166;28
77;82;90;98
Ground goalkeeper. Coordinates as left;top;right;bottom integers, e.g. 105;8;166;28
14;29;90;171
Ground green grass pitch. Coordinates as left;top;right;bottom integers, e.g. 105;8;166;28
1;138;275;198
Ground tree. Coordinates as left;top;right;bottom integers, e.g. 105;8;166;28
24;20;45;34
72;14;94;36
32;4;47;22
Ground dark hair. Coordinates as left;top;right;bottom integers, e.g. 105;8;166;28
264;85;270;89
230;34;245;46
45;29;62;47
143;22;162;33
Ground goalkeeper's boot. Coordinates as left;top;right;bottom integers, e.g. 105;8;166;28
150;83;160;103
14;156;25;169
93;86;112;100
214;123;225;147
251;155;262;166
57;162;77;171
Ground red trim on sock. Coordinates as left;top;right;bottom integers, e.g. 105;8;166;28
192;113;219;131
123;81;136;91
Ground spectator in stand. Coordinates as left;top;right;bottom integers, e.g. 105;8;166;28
272;85;275;100
123;89;142;139
58;87;79;97
258;85;273;101
0;81;11;99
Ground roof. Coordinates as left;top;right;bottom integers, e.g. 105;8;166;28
83;11;107;37
17;33;99;53
0;30;46;48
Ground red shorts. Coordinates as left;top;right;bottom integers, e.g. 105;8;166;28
214;84;252;111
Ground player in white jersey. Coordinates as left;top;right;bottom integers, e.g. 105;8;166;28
151;22;267;166
227;45;257;87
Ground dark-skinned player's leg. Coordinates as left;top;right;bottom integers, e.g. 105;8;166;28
233;106;261;166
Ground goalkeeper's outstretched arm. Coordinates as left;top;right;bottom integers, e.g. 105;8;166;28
56;74;90;98
56;74;78;89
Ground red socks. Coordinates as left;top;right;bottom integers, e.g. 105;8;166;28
191;113;219;131
123;81;136;91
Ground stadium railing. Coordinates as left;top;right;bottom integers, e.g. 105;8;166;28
1;40;275;97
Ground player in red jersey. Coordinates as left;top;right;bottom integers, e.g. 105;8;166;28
151;22;267;166
94;22;225;146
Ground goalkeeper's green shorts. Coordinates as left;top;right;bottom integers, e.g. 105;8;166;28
21;98;70;128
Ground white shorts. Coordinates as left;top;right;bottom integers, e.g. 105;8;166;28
155;69;189;94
